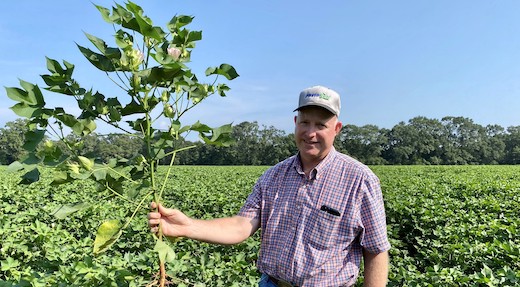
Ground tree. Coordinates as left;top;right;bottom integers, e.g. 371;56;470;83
481;125;506;164
383;117;444;165
337;124;387;165
0;119;28;164
441;116;485;164
230;121;261;165
504;126;520;164
258;125;297;165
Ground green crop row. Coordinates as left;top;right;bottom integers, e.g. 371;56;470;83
1;165;519;286
376;166;520;287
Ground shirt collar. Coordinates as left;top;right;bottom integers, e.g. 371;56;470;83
293;147;337;180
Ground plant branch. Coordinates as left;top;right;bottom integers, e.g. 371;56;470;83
105;183;137;204
159;145;196;199
105;166;139;184
122;189;154;230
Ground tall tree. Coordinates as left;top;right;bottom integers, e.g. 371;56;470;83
441;116;485;164
0;119;28;164
482;125;506;164
258;125;297;165
504;126;520;164
337;124;388;165
384;117;444;165
230;121;261;165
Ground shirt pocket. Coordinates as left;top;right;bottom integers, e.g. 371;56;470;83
304;206;341;250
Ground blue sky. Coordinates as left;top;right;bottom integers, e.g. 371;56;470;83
1;0;519;135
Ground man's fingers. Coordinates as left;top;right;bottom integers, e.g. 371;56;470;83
148;211;160;219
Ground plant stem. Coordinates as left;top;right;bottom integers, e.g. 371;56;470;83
159;260;166;287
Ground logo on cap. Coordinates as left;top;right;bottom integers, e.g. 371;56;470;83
305;93;331;100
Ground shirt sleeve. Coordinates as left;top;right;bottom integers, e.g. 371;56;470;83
237;179;262;219
358;173;391;254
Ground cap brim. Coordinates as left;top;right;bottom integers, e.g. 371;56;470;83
294;104;338;115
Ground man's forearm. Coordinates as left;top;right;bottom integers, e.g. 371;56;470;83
363;250;389;287
186;215;258;245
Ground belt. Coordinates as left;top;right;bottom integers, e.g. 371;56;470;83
269;276;299;287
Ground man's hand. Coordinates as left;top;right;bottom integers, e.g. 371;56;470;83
147;202;260;245
148;202;192;238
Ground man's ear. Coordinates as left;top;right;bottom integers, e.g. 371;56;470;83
335;120;343;135
294;115;298;124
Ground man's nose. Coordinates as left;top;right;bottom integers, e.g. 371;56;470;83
304;125;318;137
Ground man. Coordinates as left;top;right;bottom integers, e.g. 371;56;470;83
148;86;391;286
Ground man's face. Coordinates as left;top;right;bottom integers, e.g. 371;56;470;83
294;106;342;165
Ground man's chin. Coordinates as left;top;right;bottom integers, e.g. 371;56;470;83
300;150;322;160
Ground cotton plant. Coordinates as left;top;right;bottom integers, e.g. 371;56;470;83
5;1;238;286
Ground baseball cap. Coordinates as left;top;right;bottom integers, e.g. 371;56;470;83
294;85;341;116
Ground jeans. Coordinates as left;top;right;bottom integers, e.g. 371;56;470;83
259;273;278;287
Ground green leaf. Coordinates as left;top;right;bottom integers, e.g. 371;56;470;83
154;239;176;263
46;57;65;75
84;33;122;60
93;219;123;255
136;66;182;86
114;30;134;50
23;129;46;151
189;121;212;133
51;171;72;185
205;64;239;80
117;8;141;33
10;103;41;118
6;161;24;173
6;80;44;107
94;4;114;24
167;15;194;32
217;83;230;97
193;123;234;147
187;30;202;42
80;119;97;135
0;257;20;271
106;98;122;122
54;108;94;136
21;153;42;165
121;99;146;116
93;168;107;181
5;87;28;103
77;44;116;72
126;2;165;40
20;80;45;106
51;202;90;219
20;168;40;184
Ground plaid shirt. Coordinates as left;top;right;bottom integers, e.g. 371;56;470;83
238;148;391;287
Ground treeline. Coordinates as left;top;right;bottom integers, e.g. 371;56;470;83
1;116;519;166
